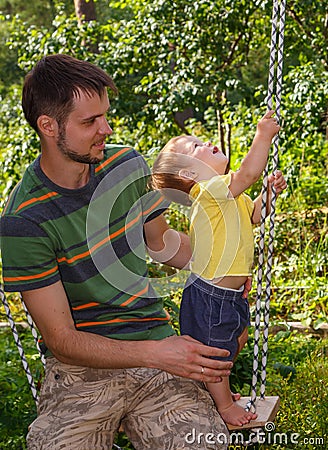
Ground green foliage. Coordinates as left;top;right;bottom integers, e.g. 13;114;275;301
0;15;23;90
280;62;328;209
0;1;76;91
284;0;328;70
105;0;274;141
231;334;328;450
7;9;99;69
0;0;68;27
0;85;39;204
269;207;327;328
230;338;254;393
0;328;39;450
267;335;328;450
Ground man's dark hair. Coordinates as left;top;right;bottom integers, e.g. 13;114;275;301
22;54;118;133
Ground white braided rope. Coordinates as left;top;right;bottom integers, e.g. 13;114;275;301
259;0;286;399
1;286;39;404
248;0;286;413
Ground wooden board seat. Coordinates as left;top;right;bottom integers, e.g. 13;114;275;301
227;395;280;431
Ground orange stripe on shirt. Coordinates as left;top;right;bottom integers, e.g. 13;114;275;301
3;265;58;282
95;147;131;173
72;287;148;314
142;195;166;216
72;302;100;311
57;210;144;264
120;285;149;307
57;190;164;266
15;191;59;213
76;316;168;328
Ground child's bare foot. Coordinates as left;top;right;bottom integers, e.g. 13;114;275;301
219;402;257;427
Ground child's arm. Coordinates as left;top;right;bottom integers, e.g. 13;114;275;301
229;110;280;198
251;171;287;224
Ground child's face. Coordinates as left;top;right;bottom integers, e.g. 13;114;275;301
174;136;229;179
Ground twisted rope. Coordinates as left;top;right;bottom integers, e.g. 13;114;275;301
248;0;286;413
0;286;39;404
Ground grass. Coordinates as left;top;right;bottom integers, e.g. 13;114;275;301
250;333;327;449
0;326;38;450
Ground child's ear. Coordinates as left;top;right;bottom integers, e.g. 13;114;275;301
179;169;197;180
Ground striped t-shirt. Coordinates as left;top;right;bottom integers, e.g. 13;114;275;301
0;145;174;351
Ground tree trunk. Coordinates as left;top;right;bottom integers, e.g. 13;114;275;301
74;0;97;52
74;0;96;24
216;91;231;173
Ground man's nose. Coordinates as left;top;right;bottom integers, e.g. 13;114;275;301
100;118;113;135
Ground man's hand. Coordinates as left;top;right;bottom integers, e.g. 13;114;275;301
152;335;233;383
242;277;252;299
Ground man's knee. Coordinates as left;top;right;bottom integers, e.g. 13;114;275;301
124;373;229;449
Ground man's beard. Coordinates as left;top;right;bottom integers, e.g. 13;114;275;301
57;129;103;164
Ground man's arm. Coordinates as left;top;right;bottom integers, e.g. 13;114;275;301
22;280;232;382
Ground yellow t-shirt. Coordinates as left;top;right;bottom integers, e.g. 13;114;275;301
189;171;255;280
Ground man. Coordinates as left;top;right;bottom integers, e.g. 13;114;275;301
1;54;234;449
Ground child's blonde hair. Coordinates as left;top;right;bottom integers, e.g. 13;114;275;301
151;136;195;205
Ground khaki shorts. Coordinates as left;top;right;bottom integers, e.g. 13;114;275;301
27;357;229;449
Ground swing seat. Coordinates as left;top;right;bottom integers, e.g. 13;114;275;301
227;395;280;430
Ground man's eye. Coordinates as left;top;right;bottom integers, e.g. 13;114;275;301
84;118;95;125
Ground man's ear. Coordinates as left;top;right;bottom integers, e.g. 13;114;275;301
179;169;197;180
37;115;58;137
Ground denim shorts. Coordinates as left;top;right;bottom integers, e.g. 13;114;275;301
180;275;250;361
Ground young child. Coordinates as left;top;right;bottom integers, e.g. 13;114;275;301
151;110;287;427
